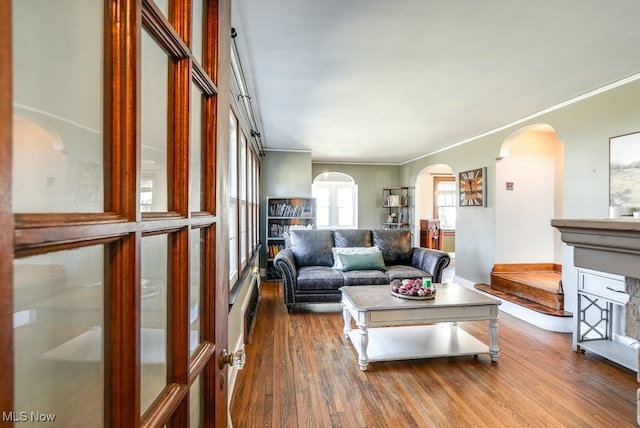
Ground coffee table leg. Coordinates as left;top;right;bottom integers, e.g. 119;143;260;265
342;306;352;338
488;307;500;361
357;324;369;371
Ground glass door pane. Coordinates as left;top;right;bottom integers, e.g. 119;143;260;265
140;234;168;414
192;0;204;65
12;0;103;213
141;29;169;213
14;246;104;426
154;0;169;17
189;228;201;354
189;373;202;427
190;84;203;213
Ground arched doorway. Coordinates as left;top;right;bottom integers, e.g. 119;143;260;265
414;164;455;253
488;124;571;332
494;124;563;264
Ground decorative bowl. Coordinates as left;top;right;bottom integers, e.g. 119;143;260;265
390;278;436;300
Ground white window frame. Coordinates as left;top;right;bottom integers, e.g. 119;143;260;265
312;173;358;229
228;111;238;284
239;132;247;268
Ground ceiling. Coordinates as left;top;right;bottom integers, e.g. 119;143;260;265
231;0;640;164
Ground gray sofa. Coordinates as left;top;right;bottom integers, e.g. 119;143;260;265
274;229;451;312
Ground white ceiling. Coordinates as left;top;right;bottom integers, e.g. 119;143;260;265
231;0;640;164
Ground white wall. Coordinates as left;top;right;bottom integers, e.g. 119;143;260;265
494;129;560;263
260;150;313;270
227;257;260;403
402;76;640;318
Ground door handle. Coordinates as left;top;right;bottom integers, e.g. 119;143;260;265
219;348;246;370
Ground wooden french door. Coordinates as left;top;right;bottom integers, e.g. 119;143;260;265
0;0;231;426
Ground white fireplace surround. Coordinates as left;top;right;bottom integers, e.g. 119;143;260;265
551;217;640;425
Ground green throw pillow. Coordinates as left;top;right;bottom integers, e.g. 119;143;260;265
338;251;386;272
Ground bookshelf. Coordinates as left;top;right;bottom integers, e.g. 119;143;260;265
266;197;316;279
382;187;412;229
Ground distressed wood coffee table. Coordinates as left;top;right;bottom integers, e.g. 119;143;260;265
340;283;501;371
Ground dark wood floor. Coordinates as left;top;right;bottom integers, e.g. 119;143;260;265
230;280;638;427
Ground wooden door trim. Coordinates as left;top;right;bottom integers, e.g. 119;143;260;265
193;65;218;97
13;216;216;254
142;0;190;59
104;0;141;425
190;341;216;384
104;0;140;221
141;383;188;428
213;0;232;425
0;0;13;418
4;0;230;425
167;228;190;426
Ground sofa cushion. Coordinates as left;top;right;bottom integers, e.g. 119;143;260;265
385;265;431;281
338;251;386;272
296;266;345;290
333;229;372;247
332;246;380;269
289;230;335;267
341;270;390;286
372;229;413;265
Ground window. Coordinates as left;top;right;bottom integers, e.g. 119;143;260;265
229;111;238;284
250;152;259;254
434;177;456;230
228;116;261;287
312;172;358;229
239;132;247;268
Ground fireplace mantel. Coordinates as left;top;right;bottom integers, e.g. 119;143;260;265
552;217;640;424
551;218;640;278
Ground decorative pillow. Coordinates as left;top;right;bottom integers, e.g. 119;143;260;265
338;251;386;272
332;246;380;269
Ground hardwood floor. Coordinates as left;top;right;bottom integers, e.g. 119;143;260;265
230;280;638;427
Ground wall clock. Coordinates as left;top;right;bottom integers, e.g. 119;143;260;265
459;167;486;207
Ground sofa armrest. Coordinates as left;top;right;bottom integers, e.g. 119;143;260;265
274;248;298;309
411;247;450;283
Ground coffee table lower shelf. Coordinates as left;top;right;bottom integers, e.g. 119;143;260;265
344;324;490;369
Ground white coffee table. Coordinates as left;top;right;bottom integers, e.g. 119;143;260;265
340;283;501;371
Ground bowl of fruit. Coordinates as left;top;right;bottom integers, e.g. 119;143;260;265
390;278;436;300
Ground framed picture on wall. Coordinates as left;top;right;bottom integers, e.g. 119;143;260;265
459;167;487;207
610;131;640;213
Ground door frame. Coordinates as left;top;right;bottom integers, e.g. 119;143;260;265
0;0;14;418
1;0;232;426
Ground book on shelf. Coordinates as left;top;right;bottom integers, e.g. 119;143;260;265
387;195;400;206
268;243;284;258
269;202;314;217
268;223;314;238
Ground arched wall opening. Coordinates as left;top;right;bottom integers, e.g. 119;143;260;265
414;164;455;252
494;124;564;264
